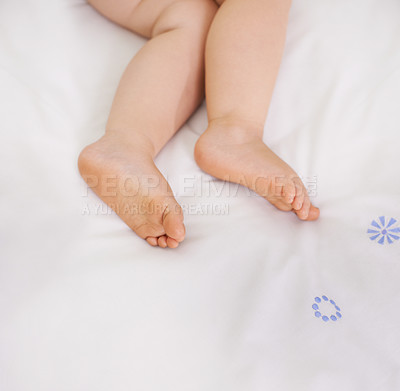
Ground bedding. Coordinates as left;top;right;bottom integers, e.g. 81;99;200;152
1;0;400;389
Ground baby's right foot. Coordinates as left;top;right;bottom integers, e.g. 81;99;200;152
195;118;320;221
78;134;185;248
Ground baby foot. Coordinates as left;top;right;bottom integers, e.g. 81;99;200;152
194;119;320;221
78;134;185;248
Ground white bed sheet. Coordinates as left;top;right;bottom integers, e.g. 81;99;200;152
1;0;400;390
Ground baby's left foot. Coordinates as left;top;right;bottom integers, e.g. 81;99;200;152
194;118;320;221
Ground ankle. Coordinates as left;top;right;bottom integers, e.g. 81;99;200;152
102;128;156;158
195;117;262;170
206;116;265;142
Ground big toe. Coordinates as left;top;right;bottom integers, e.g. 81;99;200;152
163;203;185;243
306;205;320;221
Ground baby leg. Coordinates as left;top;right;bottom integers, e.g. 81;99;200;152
195;0;319;220
79;0;217;247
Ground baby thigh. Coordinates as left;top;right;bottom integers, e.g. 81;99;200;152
88;0;218;39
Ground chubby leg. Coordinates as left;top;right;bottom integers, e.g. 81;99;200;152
195;0;319;220
79;0;217;248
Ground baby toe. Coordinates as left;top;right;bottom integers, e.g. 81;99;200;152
306;205;320;221
157;235;168;248
282;181;296;204
296;196;311;220
146;237;158;246
166;237;180;248
291;180;306;210
163;204;185;242
291;193;304;211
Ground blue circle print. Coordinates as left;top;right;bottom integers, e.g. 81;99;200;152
313;295;342;323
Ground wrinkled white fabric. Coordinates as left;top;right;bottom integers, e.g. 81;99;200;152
1;0;399;390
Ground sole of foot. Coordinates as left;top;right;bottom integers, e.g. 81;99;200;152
78;134;185;248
